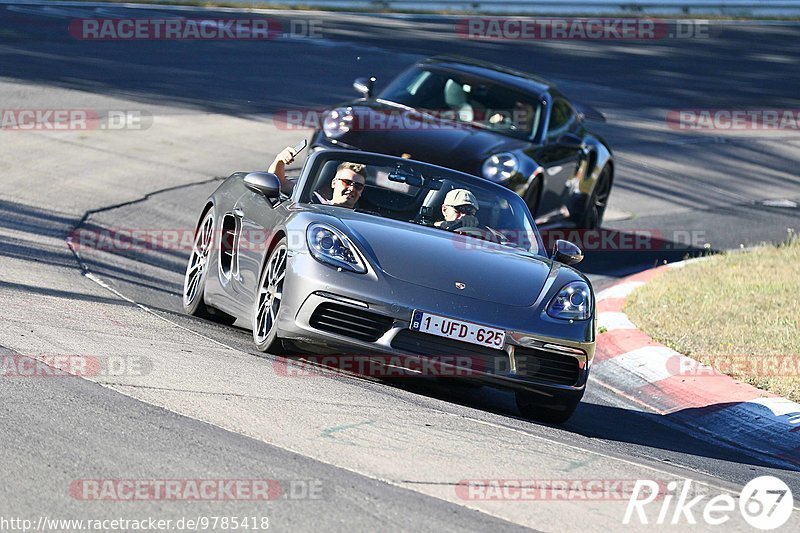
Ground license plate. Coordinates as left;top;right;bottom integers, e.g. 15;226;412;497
410;310;505;349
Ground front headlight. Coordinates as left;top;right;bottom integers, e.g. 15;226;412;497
322;107;353;138
546;281;592;320
307;223;367;274
481;152;519;182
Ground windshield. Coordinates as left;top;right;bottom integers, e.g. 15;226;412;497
377;66;544;141
300;153;544;256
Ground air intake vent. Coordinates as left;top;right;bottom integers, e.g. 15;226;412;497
514;346;581;386
309;303;393;343
391;330;508;374
219;214;239;279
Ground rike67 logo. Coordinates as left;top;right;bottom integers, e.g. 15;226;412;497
624;476;794;529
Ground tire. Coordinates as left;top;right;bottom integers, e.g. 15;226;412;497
577;165;612;229
253;238;287;353
515;390;581;424
182;208;237;325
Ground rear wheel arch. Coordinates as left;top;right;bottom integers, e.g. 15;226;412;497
182;204;236;325
577;160;613;229
583;137;613;188
592;144;614;187
196;201;215;230
585;150;598;180
605;160;615;187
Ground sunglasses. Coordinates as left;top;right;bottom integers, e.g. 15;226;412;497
337;178;365;191
447;204;477;216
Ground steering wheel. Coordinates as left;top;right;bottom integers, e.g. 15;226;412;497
454;226;485;237
454;225;510;245
441;215;479;231
486;112;518;132
412;205;436;225
311;191;330;204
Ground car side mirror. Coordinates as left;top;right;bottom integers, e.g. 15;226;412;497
353;76;376;98
556;132;583;149
552;239;583;266
244;172;281;199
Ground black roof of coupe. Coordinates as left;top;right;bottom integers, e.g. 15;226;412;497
419;56;554;97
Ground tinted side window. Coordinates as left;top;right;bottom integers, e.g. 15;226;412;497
546;99;575;140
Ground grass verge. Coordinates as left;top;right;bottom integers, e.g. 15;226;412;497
625;232;800;401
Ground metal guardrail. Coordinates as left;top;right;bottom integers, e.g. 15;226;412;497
228;0;800;15
5;0;800;15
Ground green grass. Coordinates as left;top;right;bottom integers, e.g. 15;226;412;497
625;232;800;401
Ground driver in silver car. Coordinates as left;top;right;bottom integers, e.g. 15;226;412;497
318;162;366;208
269;146;365;208
436;188;480;230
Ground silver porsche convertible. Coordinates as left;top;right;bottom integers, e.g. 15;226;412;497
182;149;595;423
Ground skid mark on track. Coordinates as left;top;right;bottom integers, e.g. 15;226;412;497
321;420;376;440
108;382;411;412
563;456;598;473
67;175;224;272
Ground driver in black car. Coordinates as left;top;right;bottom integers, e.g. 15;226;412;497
436;188;480;230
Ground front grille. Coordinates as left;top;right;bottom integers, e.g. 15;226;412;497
514;346;582;386
309;303;394;343
391;329;508;374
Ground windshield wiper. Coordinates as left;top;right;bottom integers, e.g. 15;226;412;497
375;98;414;111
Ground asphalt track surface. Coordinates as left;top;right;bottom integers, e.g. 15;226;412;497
1;2;799;531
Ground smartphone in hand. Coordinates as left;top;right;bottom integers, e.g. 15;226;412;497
292;139;308;158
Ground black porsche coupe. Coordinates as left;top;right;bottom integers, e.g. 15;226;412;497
311;56;614;229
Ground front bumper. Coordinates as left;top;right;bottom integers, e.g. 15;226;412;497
276;249;594;399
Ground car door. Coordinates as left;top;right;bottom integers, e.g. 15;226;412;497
232;188;287;322
532;98;583;220
211;184;250;319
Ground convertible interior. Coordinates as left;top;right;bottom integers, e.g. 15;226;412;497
305;160;523;249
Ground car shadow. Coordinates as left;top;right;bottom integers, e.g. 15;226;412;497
362;376;800;472
2;198;794;474
573;401;800;471
537;225;714;279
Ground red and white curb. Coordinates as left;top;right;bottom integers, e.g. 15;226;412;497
592;260;800;468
